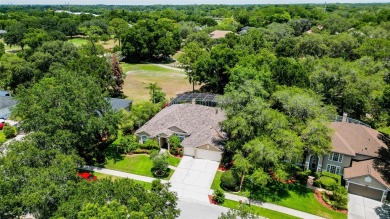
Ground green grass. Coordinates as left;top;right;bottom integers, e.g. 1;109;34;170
0;131;6;144
222;200;301;219
0;38;22;51
91;172;152;190
105;154;154;176
93;172;122;180
67;37;89;47
121;63;173;73
379;127;390;135
104;154;173;180
211;171;223;191
120;63;195;103
212;172;346;219
167;155;181;167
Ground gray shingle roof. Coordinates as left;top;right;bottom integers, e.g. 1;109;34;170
136;104;226;150
0;97;17;109
108;98;132;111
0;97;17;119
0;90;11;96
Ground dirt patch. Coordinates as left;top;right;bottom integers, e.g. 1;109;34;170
314;189;347;214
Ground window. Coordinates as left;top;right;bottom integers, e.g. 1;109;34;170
328;152;343;163
141;135;149;144
326;164;341;175
177;134;185;142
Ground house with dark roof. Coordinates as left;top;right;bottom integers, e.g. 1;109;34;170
108;98;132;111
0;95;17;119
305;115;390;202
135;103;226;161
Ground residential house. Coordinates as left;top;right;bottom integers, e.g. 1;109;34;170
209;30;233;40
0;91;17;119
305;116;390;202
135;103;226;161
108;98;132;111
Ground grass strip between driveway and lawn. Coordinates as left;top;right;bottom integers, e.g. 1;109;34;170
92;172;152;190
212;171;346;219
104;154;173;180
222;200;301;219
0;131;6;144
168;155;181;167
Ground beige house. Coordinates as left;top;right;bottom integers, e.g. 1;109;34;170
209;30;233;39
305;119;390;202
135;103;226;162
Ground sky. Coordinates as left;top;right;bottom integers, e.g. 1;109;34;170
3;0;390;5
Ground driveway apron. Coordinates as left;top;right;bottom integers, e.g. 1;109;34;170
169;156;219;203
348;194;388;219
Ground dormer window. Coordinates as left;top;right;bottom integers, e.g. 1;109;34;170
328;152;343;163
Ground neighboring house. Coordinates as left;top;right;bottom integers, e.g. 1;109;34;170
305;115;390;202
135;103;226;161
108;98;132;111
0;93;17;119
0;90;11;97
238;26;253;35
209;30;233;39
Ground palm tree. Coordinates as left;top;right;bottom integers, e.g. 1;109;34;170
146;82;158;103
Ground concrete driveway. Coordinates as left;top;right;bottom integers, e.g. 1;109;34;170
170;156;219;203
348;194;390;219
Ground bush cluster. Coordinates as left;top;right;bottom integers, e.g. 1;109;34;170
220;170;240;192
140;139;160;150
3;125;17;139
321;187;348;210
213;189;225;204
313;171;342;190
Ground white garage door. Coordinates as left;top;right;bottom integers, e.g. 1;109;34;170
195;149;222;162
183;146;195;156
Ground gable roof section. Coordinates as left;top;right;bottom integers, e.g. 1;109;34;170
344;159;390;189
330;122;386;157
0;97;17;109
209;30;232;39
135;104;226;150
108;98;132;111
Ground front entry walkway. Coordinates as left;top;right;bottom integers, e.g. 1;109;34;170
169;156;219;203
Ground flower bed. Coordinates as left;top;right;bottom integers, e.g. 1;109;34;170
314;189;347;214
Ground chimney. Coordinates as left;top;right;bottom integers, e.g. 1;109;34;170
191;99;196;105
342;112;348;122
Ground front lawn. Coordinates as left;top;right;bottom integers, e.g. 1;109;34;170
104;154;173;180
89;172;152;190
211;171;223;191
212;172;346;219
0;131;6;144
379;126;390;135
222;200;300;219
168;155;181;167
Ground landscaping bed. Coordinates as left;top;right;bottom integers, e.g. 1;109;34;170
222;200;301;219
314;190;347;214
211;171;347;219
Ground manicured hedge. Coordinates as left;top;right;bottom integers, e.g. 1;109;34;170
321;171;342;185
